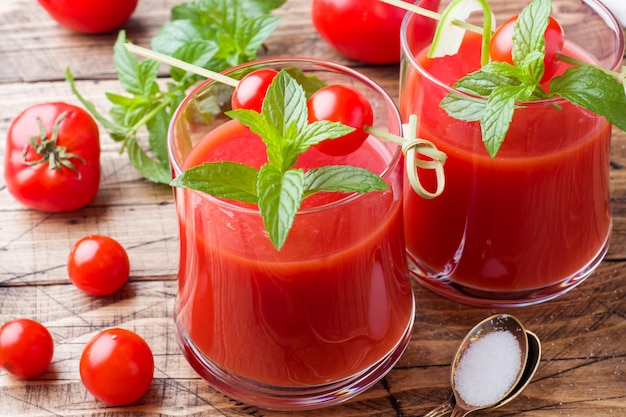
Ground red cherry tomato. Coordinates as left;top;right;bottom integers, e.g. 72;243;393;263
80;328;154;406
0;319;54;379
232;69;279;112
4;102;100;213
490;15;564;83
308;85;374;156
311;0;441;64
37;0;139;34
67;235;130;296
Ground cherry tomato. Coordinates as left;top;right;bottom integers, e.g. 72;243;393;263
80;328;154;406
308;84;374;156
0;319;54;379
311;0;441;64
37;0;139;34
4;102;100;213
490;15;565;83
232;69;278;112
67;235;130;296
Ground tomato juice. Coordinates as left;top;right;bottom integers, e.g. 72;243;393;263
400;26;614;304
173;119;413;387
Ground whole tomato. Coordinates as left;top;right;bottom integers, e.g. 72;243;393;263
311;0;441;64
80;328;154;406
0;318;54;379
4;102;100;213
67;235;130;296
38;0;139;34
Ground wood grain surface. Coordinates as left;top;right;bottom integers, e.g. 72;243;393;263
0;0;624;416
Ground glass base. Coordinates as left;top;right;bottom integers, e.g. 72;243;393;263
408;235;610;308
175;297;415;411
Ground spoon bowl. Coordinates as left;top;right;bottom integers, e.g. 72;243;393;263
422;324;541;417
449;314;529;416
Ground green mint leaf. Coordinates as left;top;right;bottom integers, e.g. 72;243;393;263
146;108;172;169
304;166;389;196
236;15;281;61
284;67;326;98
171;161;260;203
113;31;146;96
65;68;129;139
257;165;305;250
550;66;626;132
170;40;219;83
455;63;522;96
296;121;355;151
440;93;486;122
512;0;550;81
481;85;534;157
125;138;172;184
263;70;309;136
237;0;287;16
226;108;285;165
152;20;204;57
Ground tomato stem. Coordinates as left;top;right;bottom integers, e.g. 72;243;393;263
21;112;86;179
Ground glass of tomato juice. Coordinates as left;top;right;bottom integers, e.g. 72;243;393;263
168;58;413;409
399;0;624;306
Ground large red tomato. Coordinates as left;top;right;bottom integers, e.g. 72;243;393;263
311;0;441;64
38;0;139;34
4;102;101;212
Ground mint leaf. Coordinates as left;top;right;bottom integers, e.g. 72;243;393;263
257;164;305;250
171;161;260;203
69;0;285;184
512;0;551;82
297;121;355;151
455;63;522;96
550;66;626;132
440;93;486;122
125;138;172;184
304;166;388;195
170;40;219;83
481;85;527;157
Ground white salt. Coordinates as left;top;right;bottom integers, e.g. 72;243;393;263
454;330;522;407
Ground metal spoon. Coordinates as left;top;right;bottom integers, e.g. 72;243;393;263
423;314;540;417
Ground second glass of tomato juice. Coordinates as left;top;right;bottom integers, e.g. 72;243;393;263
168;59;413;410
399;0;624;306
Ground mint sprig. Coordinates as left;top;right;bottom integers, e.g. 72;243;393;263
171;70;389;250
439;0;626;157
67;0;285;184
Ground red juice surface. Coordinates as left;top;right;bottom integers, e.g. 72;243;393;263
175;120;412;386
400;32;611;294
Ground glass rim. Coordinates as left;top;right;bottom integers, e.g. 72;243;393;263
168;57;404;215
399;0;626;106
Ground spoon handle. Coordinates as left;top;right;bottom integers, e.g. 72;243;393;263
422;394;455;417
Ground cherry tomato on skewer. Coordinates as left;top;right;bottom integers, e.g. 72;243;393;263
231;69;279;112
308;84;374;156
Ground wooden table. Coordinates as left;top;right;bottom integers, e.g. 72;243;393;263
0;0;624;415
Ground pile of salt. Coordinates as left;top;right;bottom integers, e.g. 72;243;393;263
453;330;522;407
